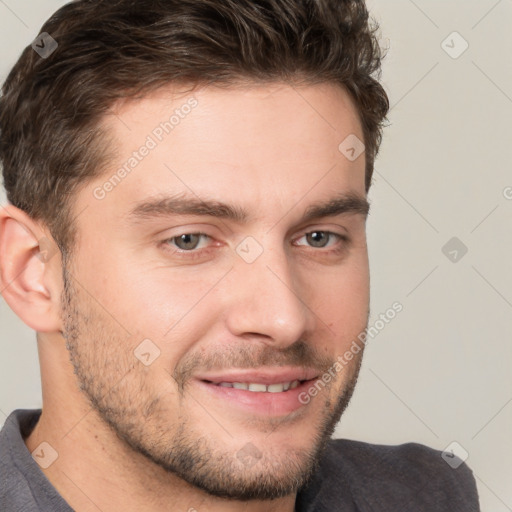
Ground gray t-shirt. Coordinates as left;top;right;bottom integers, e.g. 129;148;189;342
1;409;480;511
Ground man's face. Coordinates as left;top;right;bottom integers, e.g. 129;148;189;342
61;82;369;500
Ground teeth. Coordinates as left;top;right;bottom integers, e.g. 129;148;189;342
215;380;301;392
248;383;267;392
267;383;286;393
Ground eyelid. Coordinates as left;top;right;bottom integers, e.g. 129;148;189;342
163;232;212;250
160;229;349;260
293;231;349;248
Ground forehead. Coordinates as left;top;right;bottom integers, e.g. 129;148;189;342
79;82;366;224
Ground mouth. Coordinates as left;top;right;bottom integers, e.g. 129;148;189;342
202;379;305;392
193;369;320;417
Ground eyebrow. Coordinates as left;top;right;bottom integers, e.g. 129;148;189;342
127;192;369;225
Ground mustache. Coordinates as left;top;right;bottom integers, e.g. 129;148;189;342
172;339;335;391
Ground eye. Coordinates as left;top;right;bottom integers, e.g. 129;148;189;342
295;231;347;249
165;233;211;251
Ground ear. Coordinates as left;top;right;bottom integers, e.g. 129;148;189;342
0;204;63;333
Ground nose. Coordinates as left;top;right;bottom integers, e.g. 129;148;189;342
223;244;315;348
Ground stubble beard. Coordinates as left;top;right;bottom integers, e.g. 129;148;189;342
60;261;365;500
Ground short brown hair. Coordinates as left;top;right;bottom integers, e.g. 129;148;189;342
0;0;388;255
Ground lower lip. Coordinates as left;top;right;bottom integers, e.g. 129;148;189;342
194;379;317;416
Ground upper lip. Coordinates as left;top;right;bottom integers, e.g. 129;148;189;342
195;367;320;385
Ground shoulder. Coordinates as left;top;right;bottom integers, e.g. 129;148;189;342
327;437;473;482
297;438;480;512
0;409;72;512
0;409;41;511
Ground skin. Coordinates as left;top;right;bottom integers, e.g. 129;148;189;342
0;82;370;512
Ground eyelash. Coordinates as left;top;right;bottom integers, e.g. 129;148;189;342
160;231;350;259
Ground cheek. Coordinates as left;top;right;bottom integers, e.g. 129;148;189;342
91;261;227;358
307;257;369;341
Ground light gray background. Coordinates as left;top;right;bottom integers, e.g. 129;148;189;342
0;1;511;510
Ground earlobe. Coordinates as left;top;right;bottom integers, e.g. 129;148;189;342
0;205;63;333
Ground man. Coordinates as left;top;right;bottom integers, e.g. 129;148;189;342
0;0;479;510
